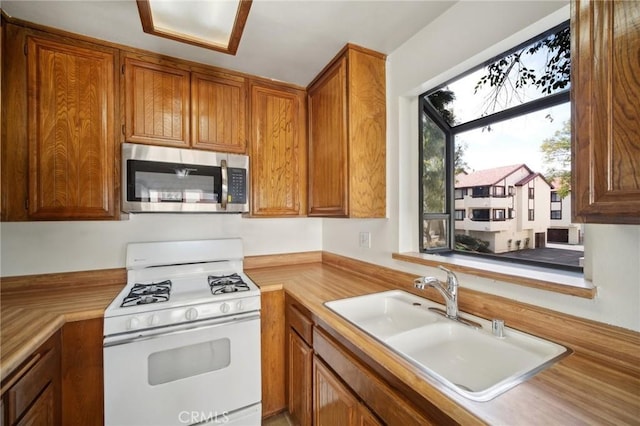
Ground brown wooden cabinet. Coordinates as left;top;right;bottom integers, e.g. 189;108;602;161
313;356;381;426
1;332;61;426
61;318;104;426
571;0;640;224
123;56;190;148
26;35;118;220
260;288;286;418
123;54;249;154
307;44;386;218
285;295;313;426
250;82;307;216
192;71;247;153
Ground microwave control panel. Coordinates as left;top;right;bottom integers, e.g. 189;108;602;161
227;168;247;204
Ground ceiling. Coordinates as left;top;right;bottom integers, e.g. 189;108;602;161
1;0;456;86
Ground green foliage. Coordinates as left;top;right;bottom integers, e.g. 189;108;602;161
455;234;491;253
541;120;571;198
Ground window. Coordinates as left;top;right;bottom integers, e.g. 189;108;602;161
419;20;582;271
471;209;490;221
472;186;490;198
551;192;561;202
551;210;562;219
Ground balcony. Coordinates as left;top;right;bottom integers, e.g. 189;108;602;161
455;218;511;232
458;196;512;209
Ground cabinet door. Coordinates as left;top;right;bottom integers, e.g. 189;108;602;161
313;356;360;426
250;83;307;216
192;72;247;153
308;57;349;217
288;329;313;426
124;57;190;147
27;36;116;219
572;0;640;223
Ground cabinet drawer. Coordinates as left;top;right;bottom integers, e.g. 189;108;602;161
286;299;313;345
7;347;57;424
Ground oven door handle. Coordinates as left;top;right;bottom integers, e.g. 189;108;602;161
104;313;259;347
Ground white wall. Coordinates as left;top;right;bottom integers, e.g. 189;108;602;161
322;1;640;332
0;215;322;276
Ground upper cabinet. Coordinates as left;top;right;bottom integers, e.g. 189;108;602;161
123;54;248;153
28;36;117;219
124;57;190;147
249;81;307;216
308;44;386;218
571;0;640;224
192;71;247;153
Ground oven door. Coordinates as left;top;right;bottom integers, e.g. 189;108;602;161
104;314;261;426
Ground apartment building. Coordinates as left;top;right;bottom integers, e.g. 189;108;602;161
454;164;552;253
548;178;583;245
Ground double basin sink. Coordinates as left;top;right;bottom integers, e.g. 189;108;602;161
324;290;571;401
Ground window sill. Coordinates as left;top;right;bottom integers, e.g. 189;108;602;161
392;252;596;299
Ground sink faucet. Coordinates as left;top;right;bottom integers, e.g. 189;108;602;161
414;265;459;319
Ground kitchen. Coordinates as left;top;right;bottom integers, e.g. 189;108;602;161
1;0;639;425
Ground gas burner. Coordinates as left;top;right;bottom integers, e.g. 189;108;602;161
208;273;250;295
121;280;171;307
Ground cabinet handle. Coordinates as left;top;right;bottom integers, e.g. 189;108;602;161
0;353;41;397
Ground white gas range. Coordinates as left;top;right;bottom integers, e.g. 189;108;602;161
103;239;262;426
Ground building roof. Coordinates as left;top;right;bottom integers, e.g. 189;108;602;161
514;172;553;188
455;164;531;188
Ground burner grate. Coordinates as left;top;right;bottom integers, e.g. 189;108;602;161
208;273;250;295
121;280;172;307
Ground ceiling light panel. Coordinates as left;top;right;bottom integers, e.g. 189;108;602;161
137;0;252;55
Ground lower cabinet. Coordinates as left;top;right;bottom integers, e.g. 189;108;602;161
0;331;61;426
284;291;449;426
286;301;313;426
61;318;104;426
313;356;381;426
261;288;286;418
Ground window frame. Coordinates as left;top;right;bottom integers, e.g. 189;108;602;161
418;20;578;272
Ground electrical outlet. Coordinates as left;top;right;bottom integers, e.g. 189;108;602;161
359;231;371;248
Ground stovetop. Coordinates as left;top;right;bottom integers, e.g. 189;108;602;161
104;239;262;337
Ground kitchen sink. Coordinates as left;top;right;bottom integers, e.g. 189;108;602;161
324;290;439;339
324;290;571;401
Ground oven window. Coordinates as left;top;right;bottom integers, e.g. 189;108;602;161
148;338;230;385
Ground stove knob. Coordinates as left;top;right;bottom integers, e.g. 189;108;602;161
185;308;198;321
236;301;244;311
148;314;160;326
127;317;140;330
220;303;230;314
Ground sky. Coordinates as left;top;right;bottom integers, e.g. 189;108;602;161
441;43;570;175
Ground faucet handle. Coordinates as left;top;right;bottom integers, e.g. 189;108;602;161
438;265;458;287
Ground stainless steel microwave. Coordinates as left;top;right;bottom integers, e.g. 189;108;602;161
122;143;249;213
